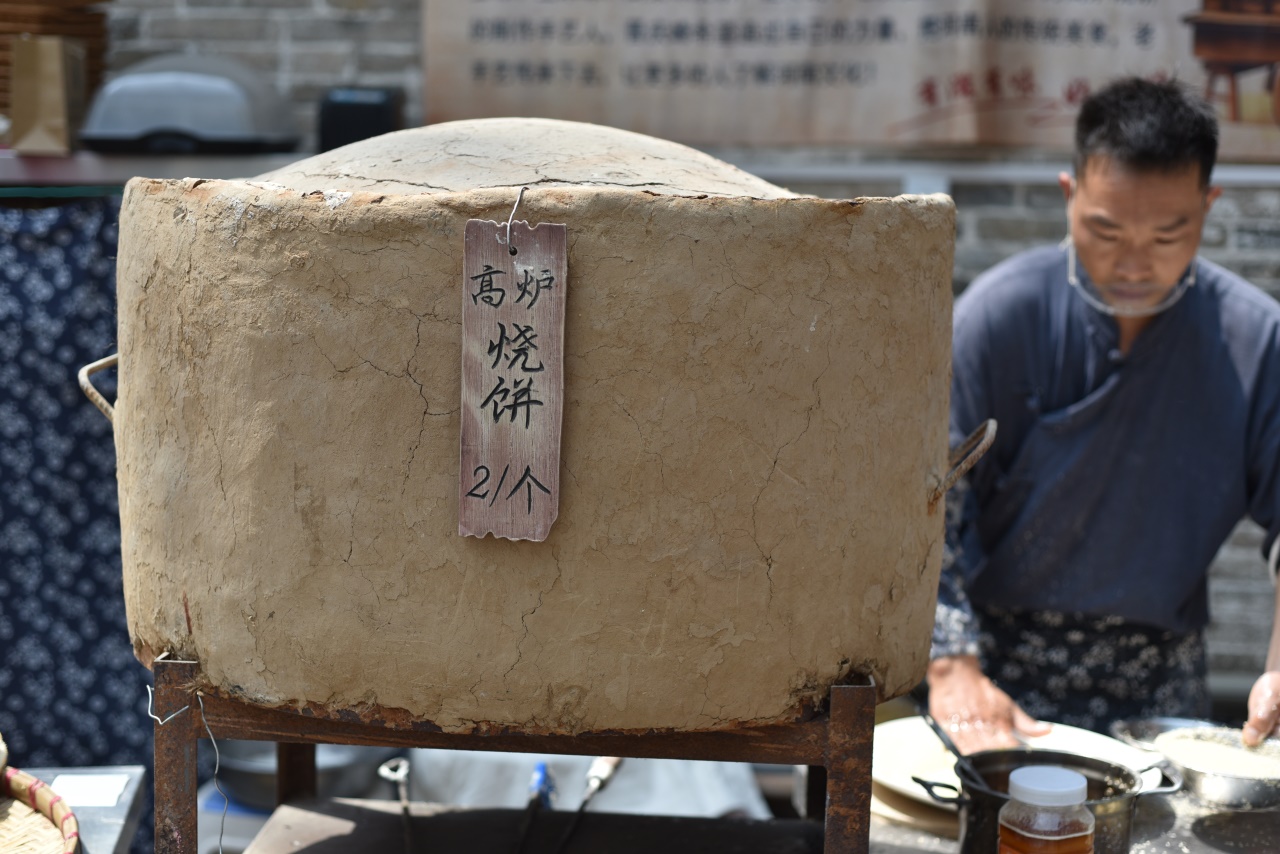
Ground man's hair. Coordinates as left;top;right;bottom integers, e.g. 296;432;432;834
1075;77;1218;187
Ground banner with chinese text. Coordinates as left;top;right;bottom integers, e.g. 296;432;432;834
423;0;1280;161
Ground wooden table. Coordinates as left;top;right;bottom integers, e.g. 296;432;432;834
1183;12;1280;122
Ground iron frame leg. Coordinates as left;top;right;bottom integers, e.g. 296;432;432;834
153;658;200;854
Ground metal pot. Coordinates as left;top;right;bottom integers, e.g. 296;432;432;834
914;747;1181;854
1153;727;1280;810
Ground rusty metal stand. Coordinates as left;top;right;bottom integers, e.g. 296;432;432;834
152;657;875;853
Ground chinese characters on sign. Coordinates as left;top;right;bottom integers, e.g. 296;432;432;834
425;0;1280;160
459;216;568;541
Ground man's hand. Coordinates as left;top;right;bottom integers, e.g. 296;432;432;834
926;655;1051;754
1246;581;1280;747
1243;670;1280;747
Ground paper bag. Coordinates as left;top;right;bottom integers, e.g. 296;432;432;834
9;35;86;155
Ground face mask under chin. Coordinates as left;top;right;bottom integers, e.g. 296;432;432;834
1064;238;1197;319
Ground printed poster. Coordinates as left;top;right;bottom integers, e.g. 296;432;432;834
424;0;1280;161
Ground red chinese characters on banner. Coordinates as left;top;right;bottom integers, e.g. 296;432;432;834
917;66;1039;108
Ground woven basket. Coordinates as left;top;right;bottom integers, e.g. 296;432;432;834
0;767;80;854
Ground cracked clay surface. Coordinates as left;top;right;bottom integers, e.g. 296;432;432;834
256;118;796;199
114;120;955;734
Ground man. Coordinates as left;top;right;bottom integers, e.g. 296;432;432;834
929;77;1280;753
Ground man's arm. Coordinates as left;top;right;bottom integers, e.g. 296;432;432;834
1241;325;1280;746
927;481;1048;753
1243;570;1280;746
931;484;981;659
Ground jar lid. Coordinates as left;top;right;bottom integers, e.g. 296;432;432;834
1008;765;1088;807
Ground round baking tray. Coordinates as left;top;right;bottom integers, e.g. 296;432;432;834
1109;716;1219;751
1154;727;1280;811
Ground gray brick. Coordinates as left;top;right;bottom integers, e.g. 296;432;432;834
1205;519;1274;678
1199;220;1227;248
293;102;319;126
108;13;142;42
1239;261;1280;286
1213;558;1263;581
401;89;424;126
106;48;174;73
1208;650;1268;674
1238;223;1280;250
359;39;419;56
1208;639;1272;671
188;0;313;6
953;247;1010;292
148;14;281;42
359;51;421;74
1221;522;1265;553
846;181;903;199
324;0;420;12
360;17;426;43
770;180;833;198
110;0;185;7
976;216;1066;243
1025;184;1067;210
1209;602;1271;626
762;180;896;201
287;81;338;106
288;18;372;40
1238;520;1273;549
1208;624;1272;649
291;45;356;75
110;45;281;75
210;46;283;74
1206;211;1233;236
342;70;415;88
950;183;1014;208
1210;194;1243;219
1199;248;1238;273
1220;187;1280;219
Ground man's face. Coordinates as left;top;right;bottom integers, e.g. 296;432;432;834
1059;156;1220;315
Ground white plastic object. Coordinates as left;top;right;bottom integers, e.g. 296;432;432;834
1008;765;1089;807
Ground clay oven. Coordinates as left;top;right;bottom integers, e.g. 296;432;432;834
111;119;956;734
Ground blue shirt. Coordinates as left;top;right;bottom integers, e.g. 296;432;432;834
937;245;1280;653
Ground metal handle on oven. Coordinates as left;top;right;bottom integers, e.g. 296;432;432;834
78;353;118;423
930;419;997;504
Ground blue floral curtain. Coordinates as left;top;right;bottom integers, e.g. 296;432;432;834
0;198;153;852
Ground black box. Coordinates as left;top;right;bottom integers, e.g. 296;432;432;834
318;87;405;152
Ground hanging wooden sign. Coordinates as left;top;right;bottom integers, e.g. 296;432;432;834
458;211;568;541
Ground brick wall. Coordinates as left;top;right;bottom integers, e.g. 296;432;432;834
106;0;424;151
948;181;1280;298
783;176;1280;300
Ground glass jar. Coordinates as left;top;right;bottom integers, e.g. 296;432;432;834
997;765;1095;854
